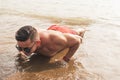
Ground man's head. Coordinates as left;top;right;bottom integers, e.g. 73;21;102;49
15;25;40;56
15;25;37;42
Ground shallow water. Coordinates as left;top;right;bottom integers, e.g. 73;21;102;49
0;0;120;80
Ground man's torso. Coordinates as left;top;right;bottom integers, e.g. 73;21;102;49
35;30;67;57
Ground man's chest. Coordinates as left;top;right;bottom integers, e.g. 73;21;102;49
41;43;63;52
36;45;63;56
36;36;66;56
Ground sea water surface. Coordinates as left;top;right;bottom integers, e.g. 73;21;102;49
0;0;120;80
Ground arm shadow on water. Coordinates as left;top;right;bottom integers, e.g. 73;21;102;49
15;53;61;72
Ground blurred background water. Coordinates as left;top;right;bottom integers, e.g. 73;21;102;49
0;0;120;80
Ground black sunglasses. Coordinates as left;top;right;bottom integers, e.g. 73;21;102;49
16;42;35;55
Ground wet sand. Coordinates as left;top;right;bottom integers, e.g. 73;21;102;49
5;49;78;80
5;48;99;80
0;14;99;80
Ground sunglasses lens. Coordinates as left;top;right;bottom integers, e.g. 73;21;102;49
24;48;31;53
16;45;22;51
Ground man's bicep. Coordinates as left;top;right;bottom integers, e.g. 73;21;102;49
65;34;80;47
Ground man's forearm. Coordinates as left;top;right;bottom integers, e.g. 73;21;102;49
63;43;80;62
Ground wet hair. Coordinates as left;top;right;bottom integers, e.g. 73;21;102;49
15;25;37;41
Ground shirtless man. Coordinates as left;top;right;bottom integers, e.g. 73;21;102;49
15;25;85;63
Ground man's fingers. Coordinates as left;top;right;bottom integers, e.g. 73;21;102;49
55;59;68;68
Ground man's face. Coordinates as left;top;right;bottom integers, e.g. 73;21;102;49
16;38;37;56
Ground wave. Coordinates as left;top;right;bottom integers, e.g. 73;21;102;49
0;8;93;26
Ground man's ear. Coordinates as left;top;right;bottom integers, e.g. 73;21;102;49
36;41;41;46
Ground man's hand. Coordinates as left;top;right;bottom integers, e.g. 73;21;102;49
17;52;30;62
55;59;68;68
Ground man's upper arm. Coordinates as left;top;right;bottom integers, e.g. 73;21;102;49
49;31;80;47
64;34;81;47
50;32;67;46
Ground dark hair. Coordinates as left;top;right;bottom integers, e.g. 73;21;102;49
15;25;37;41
